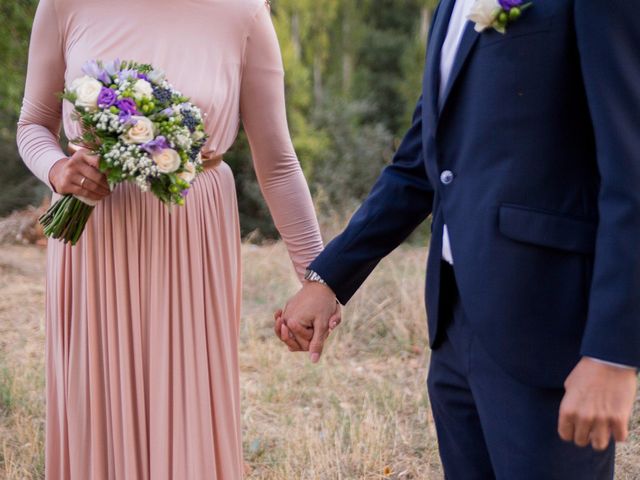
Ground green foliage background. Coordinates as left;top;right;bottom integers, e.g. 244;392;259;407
0;0;437;236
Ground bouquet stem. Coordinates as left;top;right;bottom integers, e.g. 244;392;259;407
39;195;95;245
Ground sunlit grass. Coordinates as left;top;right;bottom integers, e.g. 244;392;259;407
0;243;638;479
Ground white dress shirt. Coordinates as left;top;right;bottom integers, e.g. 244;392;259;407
440;0;475;265
435;0;634;370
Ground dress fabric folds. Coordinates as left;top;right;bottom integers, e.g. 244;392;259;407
46;167;244;479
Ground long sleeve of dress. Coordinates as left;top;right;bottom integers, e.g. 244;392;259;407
16;0;67;191
240;4;324;280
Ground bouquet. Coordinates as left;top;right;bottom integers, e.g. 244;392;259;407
39;59;208;245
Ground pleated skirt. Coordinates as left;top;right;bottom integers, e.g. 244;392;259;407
45;163;244;479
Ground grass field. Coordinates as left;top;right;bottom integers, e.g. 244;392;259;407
0;242;638;479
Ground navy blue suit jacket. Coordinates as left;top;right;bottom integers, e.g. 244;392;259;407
310;0;640;387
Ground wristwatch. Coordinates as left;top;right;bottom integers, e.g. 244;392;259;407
304;268;327;285
304;269;340;305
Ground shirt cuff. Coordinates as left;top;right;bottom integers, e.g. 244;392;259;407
587;357;637;370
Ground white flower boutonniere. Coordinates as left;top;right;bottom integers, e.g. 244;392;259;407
468;0;533;35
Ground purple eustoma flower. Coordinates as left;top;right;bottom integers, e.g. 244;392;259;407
116;98;139;116
82;60;111;85
142;136;170;154
137;73;150;81
97;87;117;108
498;0;523;9
118;111;137;125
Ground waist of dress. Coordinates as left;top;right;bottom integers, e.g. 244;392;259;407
66;143;223;170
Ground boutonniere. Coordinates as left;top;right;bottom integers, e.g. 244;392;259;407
468;0;533;35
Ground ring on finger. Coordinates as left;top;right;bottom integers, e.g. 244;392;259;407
80;176;87;188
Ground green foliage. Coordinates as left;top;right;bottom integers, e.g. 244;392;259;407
0;0;436;239
0;0;37;118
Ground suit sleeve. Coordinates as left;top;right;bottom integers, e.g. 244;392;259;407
575;0;640;368
309;96;434;304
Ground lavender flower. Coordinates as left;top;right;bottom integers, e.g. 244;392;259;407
181;110;199;133
82;60;111;85
498;0;523;10
142;136;170;154
153;87;173;104
103;58;122;77
116;98;139;115
97;87;117;108
118;69;138;81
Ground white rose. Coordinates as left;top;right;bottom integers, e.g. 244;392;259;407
133;79;153;99
468;0;501;33
70;75;102;110
121;116;155;144
178;162;197;183
153;148;182;174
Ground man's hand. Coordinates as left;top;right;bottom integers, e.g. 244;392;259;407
558;357;638;451
273;282;341;363
49;149;111;201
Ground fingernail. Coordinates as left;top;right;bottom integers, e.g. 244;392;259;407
288;331;295;339
310;353;320;363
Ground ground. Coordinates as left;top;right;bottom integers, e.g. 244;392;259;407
0;243;638;479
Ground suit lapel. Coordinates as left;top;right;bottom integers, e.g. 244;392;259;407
424;0;457;124
438;20;480;116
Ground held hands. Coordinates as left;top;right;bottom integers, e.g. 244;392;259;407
49;149;111;202
274;282;341;363
558;357;638;451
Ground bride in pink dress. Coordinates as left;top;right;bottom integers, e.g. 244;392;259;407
17;0;324;478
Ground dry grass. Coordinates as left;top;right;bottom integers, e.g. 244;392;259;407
0;243;638;479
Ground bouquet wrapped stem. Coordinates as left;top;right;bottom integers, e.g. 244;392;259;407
39;195;96;245
39;59;207;245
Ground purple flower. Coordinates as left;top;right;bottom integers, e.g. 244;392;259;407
142;136;170;154
97;87;117;108
498;0;523;9
116;98;139;115
82;60;111;85
160;107;175;117
118;69;138;81
180;189;190;198
137;73;150;81
118;111;136;125
103;58;122;77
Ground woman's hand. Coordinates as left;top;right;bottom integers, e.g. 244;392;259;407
273;283;342;362
48;149;111;201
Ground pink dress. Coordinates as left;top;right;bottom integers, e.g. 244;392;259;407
17;0;324;478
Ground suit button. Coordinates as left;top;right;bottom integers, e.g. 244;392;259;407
440;170;454;185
